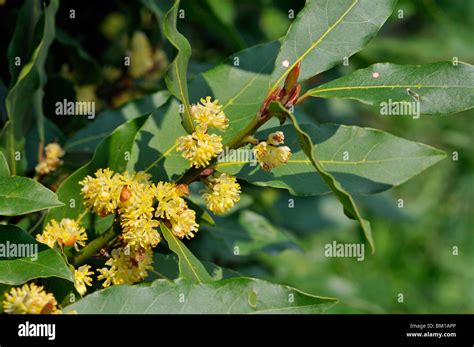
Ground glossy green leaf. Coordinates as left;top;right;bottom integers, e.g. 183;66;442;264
270;0;397;89
0;176;63;216
305;62;474;115
217;123;446;196
7;0;42;84
127;99;189;182
0;151;9;176
189;41;280;143
0;224;73;285
160;224;213;283
65;91;170;153
150;253;239;282
65;277;337;314
45;116;149;226
271;102;374;250
5;0;59;175
157;0;194;133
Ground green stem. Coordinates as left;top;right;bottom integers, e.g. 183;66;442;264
8;126;16;176
71;226;119;266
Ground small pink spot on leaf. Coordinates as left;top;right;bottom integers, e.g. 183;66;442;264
372;72;380;78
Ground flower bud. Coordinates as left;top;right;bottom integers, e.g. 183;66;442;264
120;186;131;202
267;131;285;146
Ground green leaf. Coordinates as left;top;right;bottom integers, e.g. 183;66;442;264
150;253;239;282
7;0;42;84
5;0;59;175
186;199;215;226
270;0;397;90
0;224;73;285
203;211;300;257
217;124;446;195
151;0;194;133
269;102;375;251
189;41;280;143
305;62;474;115
65;91;170;153
45;116;149;226
0;151;10;176
160;224;213;283
127;98;189;181
65;278;337;313
0;176;63;216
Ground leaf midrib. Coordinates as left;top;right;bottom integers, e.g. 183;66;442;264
311;84;474;95
214;154;445;168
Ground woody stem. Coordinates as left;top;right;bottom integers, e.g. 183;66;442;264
70;224;120;266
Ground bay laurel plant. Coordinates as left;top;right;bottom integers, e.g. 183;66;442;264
0;0;473;314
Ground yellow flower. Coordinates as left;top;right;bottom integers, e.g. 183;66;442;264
35;143;65;175
36;219;87;249
3;283;59;314
153;182;186;219
191;96;229;130
170;208;199;239
79;168;123;216
45;143;65;160
202;173;241;214
74;265;94;296
153;182;199;239
97;247;153;287
177;126;223;168
119;181;155;221
253;141;292;171
118;172;161;250
121;218;161;249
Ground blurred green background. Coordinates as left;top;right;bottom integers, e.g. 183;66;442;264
1;0;472;313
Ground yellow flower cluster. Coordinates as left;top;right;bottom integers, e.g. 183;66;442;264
79;168;123;216
97;247;153;287
73;265;94;296
253;131;292;171
119;172;161;249
36;218;87;250
191;96;229;131
177;97;229;168
80;168;201;287
3;283;60;314
154;182;198;239
35;143;65;176
202;173;241;214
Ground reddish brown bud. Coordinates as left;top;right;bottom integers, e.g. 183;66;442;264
40;300;56;314
99;209;109;217
176;183;190;196
284;62;301;94
260;86;283;118
120;185;131;202
285;84;301;108
200;168;215;178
